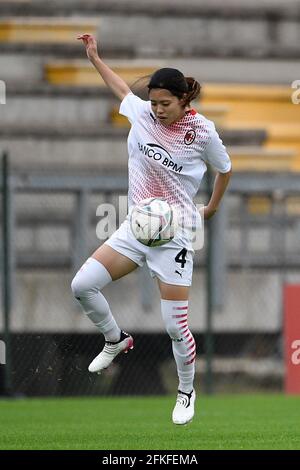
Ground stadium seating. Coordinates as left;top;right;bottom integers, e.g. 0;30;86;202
0;18;98;44
1;0;300;59
45;62;159;87
201;84;297;126
247;195;300;216
264;124;300;172
200;83;300;171
0;2;299;174
228;147;296;172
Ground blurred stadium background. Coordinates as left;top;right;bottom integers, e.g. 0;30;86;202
0;0;300;399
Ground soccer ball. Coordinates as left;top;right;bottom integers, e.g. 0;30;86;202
130;197;178;247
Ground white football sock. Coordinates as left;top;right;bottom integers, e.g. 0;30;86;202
71;258;121;342
161;299;196;393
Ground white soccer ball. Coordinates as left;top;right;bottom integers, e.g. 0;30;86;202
130;197;178;247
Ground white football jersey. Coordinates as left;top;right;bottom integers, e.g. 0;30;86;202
119;92;231;231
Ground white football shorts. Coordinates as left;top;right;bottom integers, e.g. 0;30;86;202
104;219;194;286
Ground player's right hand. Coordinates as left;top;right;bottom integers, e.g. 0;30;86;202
77;34;99;62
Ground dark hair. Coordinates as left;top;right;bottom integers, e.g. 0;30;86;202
148;68;201;105
183;76;202;104
131;68;201;105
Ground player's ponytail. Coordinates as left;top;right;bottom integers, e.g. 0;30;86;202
184;77;201;104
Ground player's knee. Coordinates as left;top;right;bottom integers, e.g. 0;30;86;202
165;324;182;340
71;274;84;299
71;272;94;299
71;258;112;299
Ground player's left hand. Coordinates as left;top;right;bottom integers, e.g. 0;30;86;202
203;206;217;220
77;34;99;62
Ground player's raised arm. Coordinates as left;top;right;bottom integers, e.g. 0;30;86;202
77;34;131;101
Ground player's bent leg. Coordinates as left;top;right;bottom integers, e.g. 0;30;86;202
71;245;137;373
158;280;196;425
91;244;139;281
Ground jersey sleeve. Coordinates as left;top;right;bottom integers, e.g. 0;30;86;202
119;92;149;125
203;127;232;173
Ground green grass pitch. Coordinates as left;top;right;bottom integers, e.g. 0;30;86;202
0;394;300;450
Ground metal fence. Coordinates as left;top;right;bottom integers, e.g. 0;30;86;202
1;156;300;396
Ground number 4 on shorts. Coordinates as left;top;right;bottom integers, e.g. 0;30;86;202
175;248;187;268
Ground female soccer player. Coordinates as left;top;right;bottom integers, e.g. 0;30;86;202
72;34;232;425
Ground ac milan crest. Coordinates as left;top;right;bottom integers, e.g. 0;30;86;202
184;129;196;145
